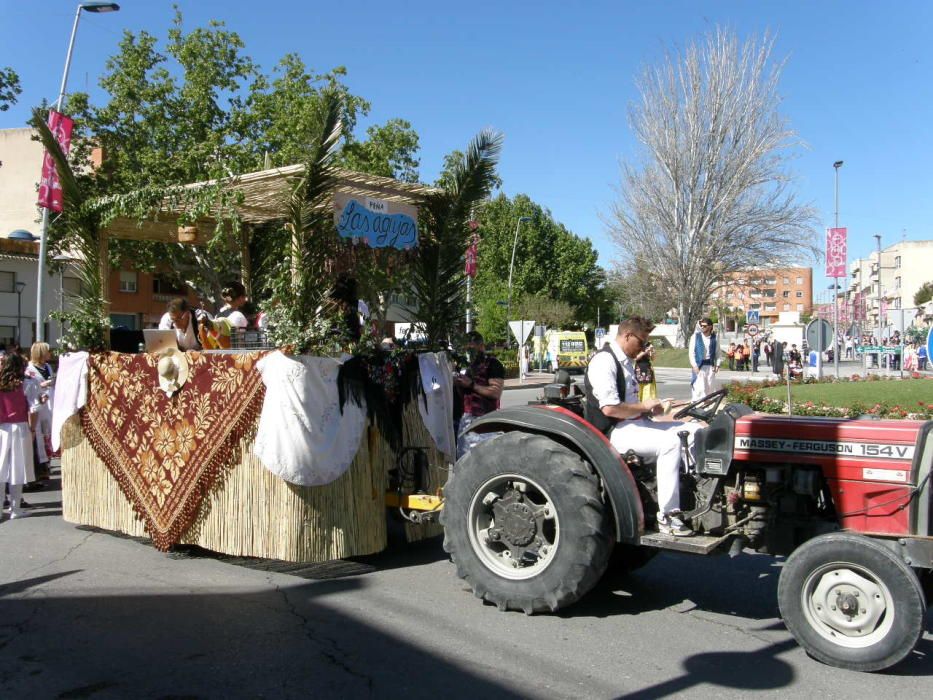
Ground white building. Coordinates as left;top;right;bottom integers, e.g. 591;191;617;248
846;239;933;335
0;127;77;347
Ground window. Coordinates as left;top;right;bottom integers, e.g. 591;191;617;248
894;256;901;269
750;303;760;310
796;276;804;285
153;275;186;295
764;290;776;298
796;304;804;311
782;291;790;298
0;271;14;293
0;325;14;346
783;303;790;311
783;277;790;285
110;313;139;330
894;276;901;289
119;271;138;293
765;278;776;286
765;303;776;311
796;291;803;298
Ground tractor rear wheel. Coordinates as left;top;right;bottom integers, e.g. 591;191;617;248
441;431;611;613
778;532;926;672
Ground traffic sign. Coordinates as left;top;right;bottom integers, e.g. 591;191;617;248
746;309;760;324
746;323;760;337
806;319;833;352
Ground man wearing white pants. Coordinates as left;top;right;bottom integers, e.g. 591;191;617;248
689;318;720;401
584;317;703;537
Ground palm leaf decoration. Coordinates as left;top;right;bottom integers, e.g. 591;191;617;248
262;92;344;351
32;109;109;351
408;129;503;343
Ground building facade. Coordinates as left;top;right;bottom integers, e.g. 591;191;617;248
846;239;933;336
711;267;813;330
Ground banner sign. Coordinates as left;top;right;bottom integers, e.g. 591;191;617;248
37;110;74;212
825;227;847;278
334;194;418;249
464;232;478;278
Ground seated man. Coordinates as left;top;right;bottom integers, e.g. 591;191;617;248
158;298;206;351
584;316;703;537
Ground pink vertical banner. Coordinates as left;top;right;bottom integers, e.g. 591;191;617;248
37;110;74;212
465;222;479;278
825;227;847;278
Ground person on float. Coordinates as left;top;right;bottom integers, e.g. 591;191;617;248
25;342;55;483
0;353;37;519
689;318;720;401
158;298;207;351
584;317;703;537
454;331;504;459
215;281;249;331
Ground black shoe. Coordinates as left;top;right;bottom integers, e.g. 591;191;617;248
22;482;44;493
19;499;35;509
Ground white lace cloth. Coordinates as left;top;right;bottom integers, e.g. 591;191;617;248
51;351;89;453
417;353;456;461
253;351;367;486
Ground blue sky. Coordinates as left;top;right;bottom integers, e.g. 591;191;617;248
2;1;931;295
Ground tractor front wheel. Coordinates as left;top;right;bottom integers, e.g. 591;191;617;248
441;431;611;614
778;532;926;672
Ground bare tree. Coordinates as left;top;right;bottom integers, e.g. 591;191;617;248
608;28;819;343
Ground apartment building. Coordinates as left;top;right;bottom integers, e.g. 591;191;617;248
846;239;933;332
711;267;813;329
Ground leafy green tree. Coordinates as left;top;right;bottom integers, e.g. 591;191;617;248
470;193;604;342
0;67;21;111
914;281;933;307
62;10;423;307
407;130;503;343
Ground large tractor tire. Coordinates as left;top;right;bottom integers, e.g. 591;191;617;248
778;532;926;672
441;431;612;614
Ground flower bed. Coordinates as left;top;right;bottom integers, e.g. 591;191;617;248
726;375;933;420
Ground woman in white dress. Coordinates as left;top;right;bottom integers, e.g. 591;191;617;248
1;353;36;519
25;342;54;482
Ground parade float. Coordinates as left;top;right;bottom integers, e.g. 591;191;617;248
40;104;501;563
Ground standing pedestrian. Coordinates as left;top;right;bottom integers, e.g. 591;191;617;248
634;342;657;401
752;340;760;373
726;342;736;371
1;354;36;520
454;332;505;458
689;318;720;401
733;342;745;372
25;342;54;484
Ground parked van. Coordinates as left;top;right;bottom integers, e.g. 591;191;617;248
534;330;588;373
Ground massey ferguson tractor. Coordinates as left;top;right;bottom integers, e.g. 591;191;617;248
438;388;932;673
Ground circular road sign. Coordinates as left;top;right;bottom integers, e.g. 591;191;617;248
805;319;833;352
746;323;759;337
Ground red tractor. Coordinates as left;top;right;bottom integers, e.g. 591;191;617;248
440;389;932;672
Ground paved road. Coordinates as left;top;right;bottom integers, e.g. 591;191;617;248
2;471;931;699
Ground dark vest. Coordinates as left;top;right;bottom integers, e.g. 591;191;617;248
584;346;627;435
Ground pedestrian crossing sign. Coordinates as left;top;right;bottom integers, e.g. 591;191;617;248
746;310;760;324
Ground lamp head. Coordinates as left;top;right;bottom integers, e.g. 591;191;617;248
80;2;120;12
519;216;532;223
15;281;26;293
833;160;844;169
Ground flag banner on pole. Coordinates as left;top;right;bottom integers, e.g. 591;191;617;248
825;227;847;278
464;233;478;277
37;110;74;212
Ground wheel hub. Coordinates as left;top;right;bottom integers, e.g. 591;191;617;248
490;491;537;547
808;567;887;639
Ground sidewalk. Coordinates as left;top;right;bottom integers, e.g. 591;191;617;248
503;371;554;391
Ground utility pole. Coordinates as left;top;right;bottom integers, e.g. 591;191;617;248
832;160;843;377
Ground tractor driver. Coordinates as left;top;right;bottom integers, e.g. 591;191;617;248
584;316;703;537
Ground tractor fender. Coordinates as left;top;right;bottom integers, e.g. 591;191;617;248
464;405;644;544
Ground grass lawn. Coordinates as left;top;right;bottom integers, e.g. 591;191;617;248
759;379;933;408
653;347;691;368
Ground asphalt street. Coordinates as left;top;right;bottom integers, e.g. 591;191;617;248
2;365;931;699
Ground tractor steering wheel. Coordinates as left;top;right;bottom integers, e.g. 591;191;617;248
672;388;728;422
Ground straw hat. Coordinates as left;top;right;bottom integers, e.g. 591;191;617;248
157;348;189;396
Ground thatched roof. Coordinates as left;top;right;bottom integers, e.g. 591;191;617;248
102;165;438;244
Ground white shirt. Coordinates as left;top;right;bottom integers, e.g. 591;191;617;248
700;332;712;361
585;339;639;411
218;305;248;329
158;311;201;351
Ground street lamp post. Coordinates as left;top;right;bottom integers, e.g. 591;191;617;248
35;2;120;343
832;160;843;377
874;233;883;372
15;281;26;346
506;216;532;347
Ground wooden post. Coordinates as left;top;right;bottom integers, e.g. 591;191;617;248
239;222;253;299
